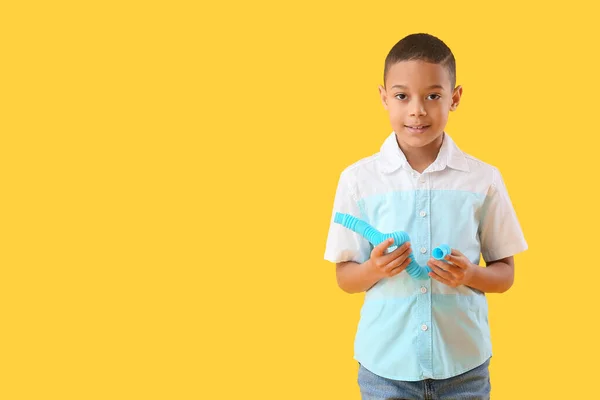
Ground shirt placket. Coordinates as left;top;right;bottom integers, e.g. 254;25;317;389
414;171;433;378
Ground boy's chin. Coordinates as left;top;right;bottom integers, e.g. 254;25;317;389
395;130;443;148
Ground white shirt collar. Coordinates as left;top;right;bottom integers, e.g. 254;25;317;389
380;131;470;174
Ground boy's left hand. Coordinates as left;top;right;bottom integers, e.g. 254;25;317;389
427;248;475;288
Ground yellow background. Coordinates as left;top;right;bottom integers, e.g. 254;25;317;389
1;1;599;399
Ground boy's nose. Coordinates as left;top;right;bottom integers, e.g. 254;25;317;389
409;100;427;116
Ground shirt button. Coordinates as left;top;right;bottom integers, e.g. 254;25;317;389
421;324;428;331
420;247;427;254
419;210;427;217
419;177;425;183
420;286;427;294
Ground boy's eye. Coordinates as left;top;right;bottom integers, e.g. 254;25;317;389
394;94;440;100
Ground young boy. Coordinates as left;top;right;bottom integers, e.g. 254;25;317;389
324;33;527;399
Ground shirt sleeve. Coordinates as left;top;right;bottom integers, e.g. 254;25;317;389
323;169;372;264
479;167;528;262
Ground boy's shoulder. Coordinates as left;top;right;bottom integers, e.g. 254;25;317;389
338;133;396;177
462;150;497;171
337;151;388;192
461;149;503;181
340;152;381;175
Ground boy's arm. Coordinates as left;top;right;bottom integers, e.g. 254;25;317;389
427;250;516;293
468;167;526;293
466;256;514;293
336;240;413;294
336;261;380;294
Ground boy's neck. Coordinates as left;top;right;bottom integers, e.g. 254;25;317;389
396;133;444;174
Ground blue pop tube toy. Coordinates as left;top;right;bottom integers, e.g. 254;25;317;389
334;212;451;280
432;244;451;260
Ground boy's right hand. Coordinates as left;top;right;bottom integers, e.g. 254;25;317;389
367;239;413;279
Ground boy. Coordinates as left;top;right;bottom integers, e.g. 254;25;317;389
324;33;527;400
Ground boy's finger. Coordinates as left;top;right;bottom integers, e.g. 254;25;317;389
385;252;411;273
450;248;465;257
381;242;410;264
445;254;467;269
390;241;411;256
388;257;411;275
429;271;454;287
374;239;409;257
373;238;395;256
428;262;453;280
429;259;465;280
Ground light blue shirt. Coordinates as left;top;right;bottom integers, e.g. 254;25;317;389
324;132;528;381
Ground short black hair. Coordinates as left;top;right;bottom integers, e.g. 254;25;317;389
383;33;456;89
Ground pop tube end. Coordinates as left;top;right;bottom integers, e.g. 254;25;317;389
334;212;345;224
432;244;451;260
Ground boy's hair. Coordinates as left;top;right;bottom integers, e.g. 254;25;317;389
383;33;456;90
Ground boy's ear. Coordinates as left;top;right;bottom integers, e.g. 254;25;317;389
378;85;388;111
450;85;463;111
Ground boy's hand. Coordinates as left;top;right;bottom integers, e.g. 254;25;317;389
367;238;413;279
427;248;475;288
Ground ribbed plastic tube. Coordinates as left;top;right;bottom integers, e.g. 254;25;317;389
334;212;451;280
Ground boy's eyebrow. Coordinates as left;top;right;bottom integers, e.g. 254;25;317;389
390;84;445;90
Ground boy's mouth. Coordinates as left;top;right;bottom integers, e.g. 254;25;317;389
404;125;431;133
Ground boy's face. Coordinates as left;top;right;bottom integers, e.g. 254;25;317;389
378;60;462;151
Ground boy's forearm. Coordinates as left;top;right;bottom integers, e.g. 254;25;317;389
465;260;514;293
336;258;514;294
336;261;382;294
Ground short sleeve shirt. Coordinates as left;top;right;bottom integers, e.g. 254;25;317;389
324;132;528;380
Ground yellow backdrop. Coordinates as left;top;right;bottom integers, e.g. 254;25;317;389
1;1;598;399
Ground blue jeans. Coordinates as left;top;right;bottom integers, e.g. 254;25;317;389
357;358;491;400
